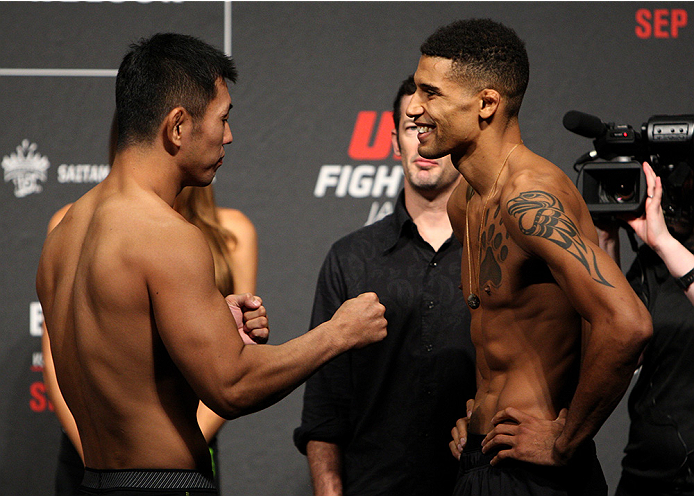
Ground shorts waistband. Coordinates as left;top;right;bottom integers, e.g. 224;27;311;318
463;434;487;452
81;468;216;490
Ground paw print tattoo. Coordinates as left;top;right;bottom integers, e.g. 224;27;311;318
479;206;509;293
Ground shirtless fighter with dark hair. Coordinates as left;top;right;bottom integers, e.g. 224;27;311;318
406;19;652;495
36;33;387;495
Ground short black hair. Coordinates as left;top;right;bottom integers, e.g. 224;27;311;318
392;74;417;133
115;33;237;149
421;19;529;117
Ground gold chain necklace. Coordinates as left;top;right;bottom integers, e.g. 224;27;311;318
465;142;522;309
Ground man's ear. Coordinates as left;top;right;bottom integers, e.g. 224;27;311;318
164;107;188;148
391;129;401;157
479;89;501;120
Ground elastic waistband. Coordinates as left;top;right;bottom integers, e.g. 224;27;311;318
463;434;487;452
81;468;216;490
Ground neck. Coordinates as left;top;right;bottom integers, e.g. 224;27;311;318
110;146;182;206
454;127;522;198
403;179;458;251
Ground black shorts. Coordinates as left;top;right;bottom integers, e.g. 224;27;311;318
79;468;217;495
452;434;607;496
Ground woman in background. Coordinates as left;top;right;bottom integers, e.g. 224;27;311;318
42;182;258;495
598;162;694;495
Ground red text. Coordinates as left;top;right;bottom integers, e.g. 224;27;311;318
348;111;396;161
636;8;687;38
29;381;54;412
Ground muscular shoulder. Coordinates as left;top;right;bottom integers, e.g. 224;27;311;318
498;156;594;254
501;157;587;221
147;205;210;264
93;195;213;283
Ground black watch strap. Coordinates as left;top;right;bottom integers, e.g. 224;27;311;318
676;267;694;290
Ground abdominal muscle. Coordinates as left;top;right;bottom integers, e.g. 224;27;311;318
467;305;581;436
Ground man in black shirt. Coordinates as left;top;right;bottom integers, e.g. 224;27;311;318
294;75;476;496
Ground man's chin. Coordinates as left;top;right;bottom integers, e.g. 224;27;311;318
417;146;446;160
184;174;215;189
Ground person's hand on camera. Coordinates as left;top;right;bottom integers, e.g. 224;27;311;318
626;162;671;251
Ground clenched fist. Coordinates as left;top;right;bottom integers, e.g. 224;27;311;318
225;293;269;345
330;292;387;349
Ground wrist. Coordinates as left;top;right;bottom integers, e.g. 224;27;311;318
552;436;575;466
650;231;678;258
320;320;350;354
675;267;694;291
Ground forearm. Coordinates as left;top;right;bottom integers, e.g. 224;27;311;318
555;319;649;459
211;320;349;419
307;440;343;496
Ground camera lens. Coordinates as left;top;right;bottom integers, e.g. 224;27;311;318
599;173;636;204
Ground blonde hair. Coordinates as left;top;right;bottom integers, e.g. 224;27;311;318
174;185;236;295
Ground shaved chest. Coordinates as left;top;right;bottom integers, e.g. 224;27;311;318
467;204;556;309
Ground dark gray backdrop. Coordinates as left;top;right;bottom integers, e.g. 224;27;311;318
1;2;692;494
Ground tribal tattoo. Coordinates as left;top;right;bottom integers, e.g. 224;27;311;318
507;190;614;288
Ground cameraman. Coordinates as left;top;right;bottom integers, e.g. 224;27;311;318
599;161;694;495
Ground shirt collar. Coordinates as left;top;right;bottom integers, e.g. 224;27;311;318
382;190;417;253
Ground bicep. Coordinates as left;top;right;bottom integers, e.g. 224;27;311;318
504;190;637;324
146;227;243;398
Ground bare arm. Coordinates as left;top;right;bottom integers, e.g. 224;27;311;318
306;440;343;496
198;208;259;442
627;163;694;305
148;221;387;419
483;184;651;465
41;204;83;461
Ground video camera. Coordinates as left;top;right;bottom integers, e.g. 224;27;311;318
563;110;694;222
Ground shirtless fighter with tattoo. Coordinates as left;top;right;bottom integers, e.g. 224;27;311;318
36;33;387;495
406;19;652;495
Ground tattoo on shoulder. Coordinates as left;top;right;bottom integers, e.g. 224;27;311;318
507;190;614;288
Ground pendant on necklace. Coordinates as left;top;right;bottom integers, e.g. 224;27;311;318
467;293;481;309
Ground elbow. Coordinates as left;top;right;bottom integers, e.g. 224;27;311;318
632;306;653;349
215;382;266;420
612;307;652;363
219;388;252;420
200;385;248;421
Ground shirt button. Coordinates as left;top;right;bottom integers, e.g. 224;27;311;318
429;261;438;267
426;301;435;309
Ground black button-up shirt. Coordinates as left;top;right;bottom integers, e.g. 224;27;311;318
294;192;476;496
621;246;694;491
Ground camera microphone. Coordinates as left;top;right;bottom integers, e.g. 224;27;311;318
563;111;607;138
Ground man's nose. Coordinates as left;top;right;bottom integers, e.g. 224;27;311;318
406;91;423;119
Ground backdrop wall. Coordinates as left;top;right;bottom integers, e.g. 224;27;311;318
1;2;692;494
